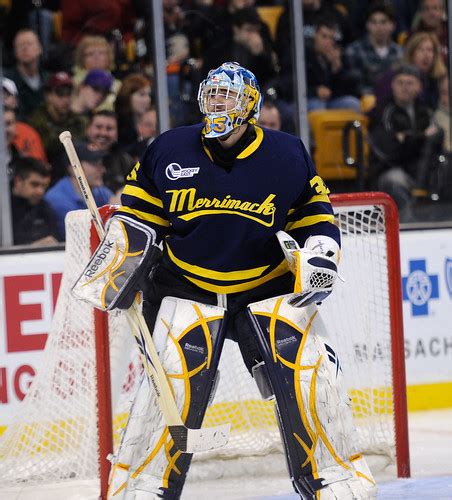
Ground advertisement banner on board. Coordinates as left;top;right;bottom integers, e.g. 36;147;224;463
400;230;452;385
0;251;64;425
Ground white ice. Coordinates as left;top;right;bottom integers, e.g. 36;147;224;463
1;409;451;499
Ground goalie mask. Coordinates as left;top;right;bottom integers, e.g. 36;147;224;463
198;61;262;138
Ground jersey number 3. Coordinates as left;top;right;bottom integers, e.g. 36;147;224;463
310;175;330;195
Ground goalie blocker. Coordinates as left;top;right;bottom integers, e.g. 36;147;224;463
73;215;161;310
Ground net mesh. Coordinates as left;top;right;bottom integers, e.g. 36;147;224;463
0;200;399;487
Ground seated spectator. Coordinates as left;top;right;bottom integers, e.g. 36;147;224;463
306;17;360;111
71;70;114;126
368;65;444;219
345;2;403;97
258;101;282;130
45;142;113;240
276;0;353;58
276;1;353;102
126;107;159;161
376;31;447;110
115;73;152;150
10;157;59;246
137;107;158;143
72;35;121;111
220;0;275;51
85;110;134;195
30;72;85;181
202;7;277;92
407;0;447;63
4;28;48;120
4;104;48;167
1;1;60;65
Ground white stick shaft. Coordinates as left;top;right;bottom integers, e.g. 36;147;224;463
58;131;182;426
59;132;105;238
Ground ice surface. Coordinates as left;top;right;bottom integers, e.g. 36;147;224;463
1;409;451;499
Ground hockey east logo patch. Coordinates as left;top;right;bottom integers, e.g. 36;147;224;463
166;162;200;180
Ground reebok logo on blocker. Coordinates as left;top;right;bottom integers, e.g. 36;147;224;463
84;240;114;278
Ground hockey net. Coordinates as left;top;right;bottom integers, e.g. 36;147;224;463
0;192;409;495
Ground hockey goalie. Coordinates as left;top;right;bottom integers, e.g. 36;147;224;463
73;62;377;499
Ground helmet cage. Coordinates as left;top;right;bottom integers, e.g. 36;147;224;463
198;62;262;138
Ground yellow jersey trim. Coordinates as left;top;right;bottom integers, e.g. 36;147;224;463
237;125;264;158
305;194;331;205
201;125;263;161
285;214;335;231
184;260;289;294
122;185;164;208
178;208;275;227
288;195;331;216
166;242;270;281
117;207;170;227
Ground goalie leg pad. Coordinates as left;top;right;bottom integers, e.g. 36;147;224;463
247;296;376;499
108;296;227;499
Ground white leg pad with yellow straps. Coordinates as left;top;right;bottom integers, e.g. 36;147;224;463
108;296;226;499
247;296;376;499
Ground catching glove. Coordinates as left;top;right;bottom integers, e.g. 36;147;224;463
276;231;340;307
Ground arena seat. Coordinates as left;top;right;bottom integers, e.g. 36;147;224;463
257;6;284;41
53;10;62;40
308;110;369;190
360;94;376;113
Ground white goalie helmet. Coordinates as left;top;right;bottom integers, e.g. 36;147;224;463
198;61;263;138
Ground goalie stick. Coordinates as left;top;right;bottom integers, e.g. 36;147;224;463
59;131;230;453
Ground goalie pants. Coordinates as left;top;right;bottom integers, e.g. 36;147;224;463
142;261;295;373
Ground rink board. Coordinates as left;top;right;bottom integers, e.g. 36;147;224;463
1;228;452;435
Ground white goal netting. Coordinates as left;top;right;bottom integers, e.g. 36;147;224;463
0;195;407;489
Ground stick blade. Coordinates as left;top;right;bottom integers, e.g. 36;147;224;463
169;423;230;453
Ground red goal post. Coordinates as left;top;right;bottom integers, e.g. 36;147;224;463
330;192;409;478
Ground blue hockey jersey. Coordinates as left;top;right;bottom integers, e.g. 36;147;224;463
117;123;340;294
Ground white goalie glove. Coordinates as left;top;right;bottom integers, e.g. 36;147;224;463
276;231;340;307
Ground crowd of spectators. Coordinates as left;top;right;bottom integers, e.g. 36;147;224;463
0;0;451;246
